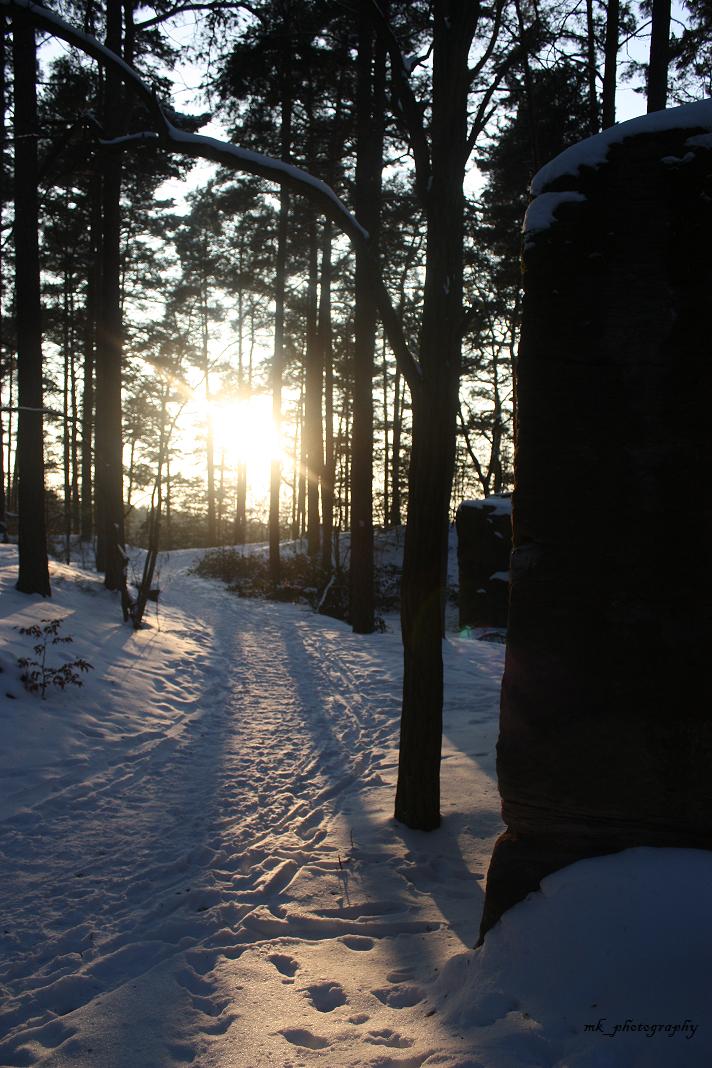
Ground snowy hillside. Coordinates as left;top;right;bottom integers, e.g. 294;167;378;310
1;544;710;1066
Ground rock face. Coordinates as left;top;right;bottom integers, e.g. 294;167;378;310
456;496;511;629
481;102;712;938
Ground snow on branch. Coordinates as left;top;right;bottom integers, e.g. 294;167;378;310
0;0;423;391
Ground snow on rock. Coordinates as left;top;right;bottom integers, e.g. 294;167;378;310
522;190;587;237
436;847;712;1065
530;97;712;196
460;494;512;517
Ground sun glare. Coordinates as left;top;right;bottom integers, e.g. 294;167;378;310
180;386;287;512
211;394;283;471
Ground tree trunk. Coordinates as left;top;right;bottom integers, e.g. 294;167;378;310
304;213;322;558
202;271;216;545
63;271;72;562
395;1;472;829
12;15;50;595
268;190;288;572
514;0;541;172
233;268;247;544
320;224;335;572
80;174;100;543
602;0;620;129
585;0;600;134
69;299;80;531
269;3;292;583
297;366;306;538
94;0;125;588
381;334;389;524
351;6;385;633
0;20;6;539
165;453;172;546
390;367;403;526
647;0;671;112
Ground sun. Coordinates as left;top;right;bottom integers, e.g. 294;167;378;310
211;393;283;472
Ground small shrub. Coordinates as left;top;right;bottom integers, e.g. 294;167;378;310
16;618;93;699
195;548;395;627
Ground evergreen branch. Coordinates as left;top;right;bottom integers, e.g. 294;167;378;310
134;1;265;30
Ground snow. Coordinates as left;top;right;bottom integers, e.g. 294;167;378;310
0;544;503;1065
165;127;368;241
531;98;712;195
435;848;712;1066
522;191;587;237
2;542;710;1066
459;494;512;517
2;0;367;244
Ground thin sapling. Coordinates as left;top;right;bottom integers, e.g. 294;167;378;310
16;617;93;698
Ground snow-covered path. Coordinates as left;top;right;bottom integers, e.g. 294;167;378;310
0;550;504;1067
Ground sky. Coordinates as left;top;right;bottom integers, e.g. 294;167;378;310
29;1;696;525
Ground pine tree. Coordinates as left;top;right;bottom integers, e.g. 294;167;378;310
12;13;50;595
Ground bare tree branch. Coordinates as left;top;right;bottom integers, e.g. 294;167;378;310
468;0;505;86
134;1;264;31
368;0;431;205
458;402;487;494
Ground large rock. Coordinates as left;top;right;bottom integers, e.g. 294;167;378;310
481;101;712;938
456;496;511;628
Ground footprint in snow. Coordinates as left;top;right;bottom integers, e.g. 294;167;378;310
304;980;347;1012
268;953;299;977
365;1028;414;1048
199;1012;238;1037
340;935;375;952
175;965;233;1025
190;993;231;1018
372;985;424;1009
175;968;214;997
279;1028;330;1050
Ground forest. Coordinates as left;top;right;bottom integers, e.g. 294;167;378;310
2;0;709;826
1;0;712;1064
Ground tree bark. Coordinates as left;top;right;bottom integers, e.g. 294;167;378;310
319;224;335;571
233;265;247;544
63;270;72;561
602;0;620;129
351;6;385;634
585;0;600;134
94;0;125;588
12;15;50;595
389;367;403;527
201;257;216;545
395;0;473;829
304;213;322;558
647;0;671;112
80;174;100;542
268;2;292;583
0;19;6;538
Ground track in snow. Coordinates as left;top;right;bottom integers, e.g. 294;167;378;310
0;563;409;1063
